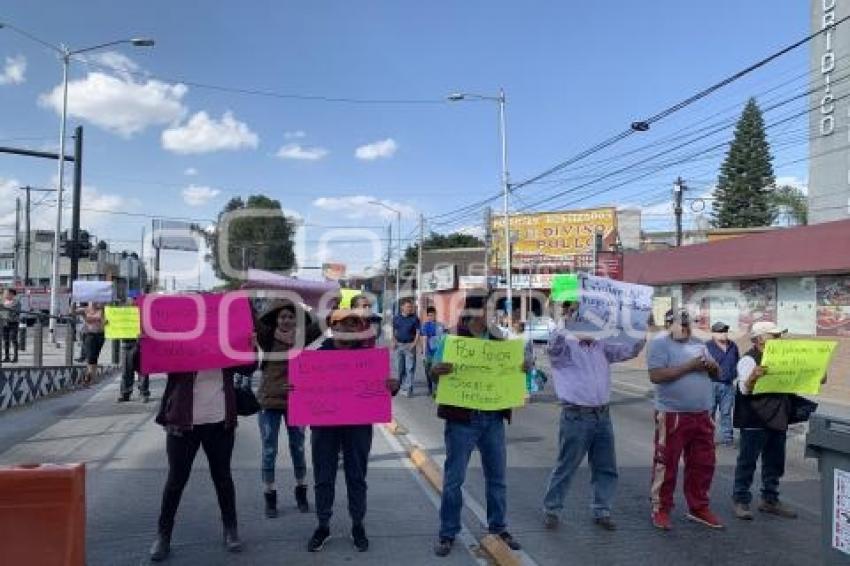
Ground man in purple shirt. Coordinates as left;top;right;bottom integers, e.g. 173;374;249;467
541;301;645;531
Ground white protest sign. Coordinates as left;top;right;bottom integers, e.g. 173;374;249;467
71;280;113;303
566;274;654;343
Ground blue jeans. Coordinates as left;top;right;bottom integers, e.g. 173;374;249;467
258;409;307;485
439;412;507;540
395;344;417;393
733;428;787;505
712;382;734;443
542;407;618;518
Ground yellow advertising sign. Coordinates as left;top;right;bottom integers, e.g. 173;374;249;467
490;207;617;267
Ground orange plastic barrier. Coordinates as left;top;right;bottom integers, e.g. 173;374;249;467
0;463;86;566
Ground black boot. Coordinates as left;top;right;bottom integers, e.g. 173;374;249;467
264;490;278;518
149;534;171;562
223;526;243;553
295;485;309;513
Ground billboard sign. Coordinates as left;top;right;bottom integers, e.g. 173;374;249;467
490;207;617;268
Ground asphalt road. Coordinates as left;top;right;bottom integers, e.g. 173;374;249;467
0;356;829;565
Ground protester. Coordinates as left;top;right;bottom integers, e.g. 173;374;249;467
647;309;722;531
118;339;150;403
392;298;420;396
420;306;445;397
542;300;645;531
705;321;740;446
731;321;821;521
77;302;106;387
256;299;322;518
0;288;20;363
307;308;400;553
430;296;527;557
150;362;256;561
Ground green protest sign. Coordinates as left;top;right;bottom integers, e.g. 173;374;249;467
435;336;526;411
753;339;838;395
105;306;141;340
551;274;579;302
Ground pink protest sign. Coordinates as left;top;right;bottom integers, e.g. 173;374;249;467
288;348;391;426
139;293;256;374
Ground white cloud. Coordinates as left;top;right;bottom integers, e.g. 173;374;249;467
87;51;140;76
276;143;328;161
455;225;485;239
162;111;259;154
775;175;808;194
39;71;187;137
355;138;397;161
284;130;306;139
0;55;26;85
184;167;199;176
182;184;220;206
312;195;416;220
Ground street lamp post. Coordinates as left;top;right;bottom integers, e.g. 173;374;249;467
0;22;154;341
369;201;402;314
448;89;512;321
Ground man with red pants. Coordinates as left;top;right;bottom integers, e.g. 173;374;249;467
647;309;722;531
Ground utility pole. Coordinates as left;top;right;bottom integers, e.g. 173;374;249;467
69;126;83;284
499;88;512;324
14;197;20;285
674;177;686;247
416;213;424;314
483;206;492;287
383;224;391;315
24;186;30;286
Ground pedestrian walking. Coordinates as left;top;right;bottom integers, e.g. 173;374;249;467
420;305;445;397
731;321;820;521
430;296;527;557
541;300;645;531
647;309;723;531
256;299;322;518
118;339;150;402
1;288;20;363
149;363;256;561
306;309;400;553
705;321;739;446
392;298;420;396
77;302;106;387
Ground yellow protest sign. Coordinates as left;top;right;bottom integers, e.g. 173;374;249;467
753;339;838;395
435;336;526;411
105;306;141;340
340;289;360;308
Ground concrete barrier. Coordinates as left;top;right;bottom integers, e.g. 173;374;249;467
0;366;117;412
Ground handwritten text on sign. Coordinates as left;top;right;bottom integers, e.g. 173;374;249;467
288;348;391;426
753;339;838;395
139;293;255;374
567;274;653;343
435;336;526;411
104;306;140;340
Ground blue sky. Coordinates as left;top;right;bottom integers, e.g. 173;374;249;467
0;1;811;284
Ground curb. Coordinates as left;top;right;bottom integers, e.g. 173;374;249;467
383;418;524;566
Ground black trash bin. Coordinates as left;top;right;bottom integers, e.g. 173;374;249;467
805;414;850;564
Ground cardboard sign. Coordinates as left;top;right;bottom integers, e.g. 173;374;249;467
753;339;838;395
435;336;526;411
139;293;255;374
288;348;391;426
566;274;653;343
104;306;140;339
71;281;113;303
551;274;579;302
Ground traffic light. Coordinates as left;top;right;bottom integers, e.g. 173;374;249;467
78;231;92;258
58;231;68;257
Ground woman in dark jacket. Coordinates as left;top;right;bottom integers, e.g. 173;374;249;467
255;299;322;518
150;363;255;562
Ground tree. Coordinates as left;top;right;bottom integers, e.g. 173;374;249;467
401;231;484;268
204;195;296;287
712;98;776;228
770;185;808;226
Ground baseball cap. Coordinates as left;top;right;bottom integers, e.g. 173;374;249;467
664;309;690;325
711;321;730;333
750;321;787;338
